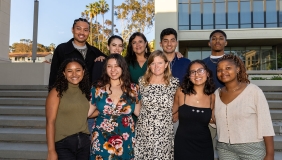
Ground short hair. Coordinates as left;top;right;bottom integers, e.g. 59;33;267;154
140;50;172;86
209;30;227;40
108;35;123;46
217;54;250;83
160;28;177;41
72;18;90;29
181;60;215;95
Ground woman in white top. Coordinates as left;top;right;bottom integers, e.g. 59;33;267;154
214;54;275;160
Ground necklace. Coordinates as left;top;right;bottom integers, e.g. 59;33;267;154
210;56;219;64
169;58;176;70
225;82;241;92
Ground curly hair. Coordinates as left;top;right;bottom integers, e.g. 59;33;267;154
96;54;137;103
125;32;151;66
217;54;250;83
49;58;91;100
181;60;215;95
140;50;172;86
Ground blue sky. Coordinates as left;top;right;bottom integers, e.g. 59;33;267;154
9;0;155;47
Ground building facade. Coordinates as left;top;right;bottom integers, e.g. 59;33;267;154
155;0;282;70
0;0;11;63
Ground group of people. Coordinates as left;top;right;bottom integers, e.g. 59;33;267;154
45;18;275;160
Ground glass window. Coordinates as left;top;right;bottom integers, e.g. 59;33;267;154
179;26;189;30
203;25;214;29
191;0;201;3
266;23;278;28
261;47;276;70
241;24;252;28
191;3;201;25
244;49;260;70
253;24;264;28
253;0;264;24
203;3;213;26
228;1;238;25
266;0;277;24
179;0;189;3
228;24;239;29
191;25;202;30
202;50;211;59
188;49;201;61
240;1;251;25
215;2;226;25
179;4;189;26
215;25;226;29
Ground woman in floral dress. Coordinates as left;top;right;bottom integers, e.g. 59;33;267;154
88;54;141;160
135;50;179;159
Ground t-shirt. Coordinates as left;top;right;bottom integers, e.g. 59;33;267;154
170;56;191;84
203;56;224;89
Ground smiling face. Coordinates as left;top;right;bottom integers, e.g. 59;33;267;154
132;36;147;55
189;63;208;86
149;56;168;77
160;34;178;54
106;58;122;80
217;60;239;83
72;21;90;46
107;38;123;54
63;62;85;85
208;32;227;52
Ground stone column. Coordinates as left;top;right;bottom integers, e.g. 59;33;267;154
0;0;11;63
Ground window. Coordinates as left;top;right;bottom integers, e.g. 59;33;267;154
240;1;251;28
215;2;226;26
191;3;201;29
203;3;213;28
253;0;264;24
179;3;189;27
228;1;239;28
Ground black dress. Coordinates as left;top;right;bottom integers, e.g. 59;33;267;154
174;96;214;160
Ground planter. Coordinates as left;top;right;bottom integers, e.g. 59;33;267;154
250;80;282;86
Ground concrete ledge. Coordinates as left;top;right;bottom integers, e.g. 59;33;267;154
251;80;282;86
0;63;50;85
0;128;46;142
260;86;282;92
0;85;48;90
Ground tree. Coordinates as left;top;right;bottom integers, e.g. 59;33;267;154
115;0;154;41
10;39;55;53
98;0;109;52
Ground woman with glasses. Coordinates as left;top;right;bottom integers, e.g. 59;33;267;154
215;55;274;160
173;60;215;160
135;50;179;159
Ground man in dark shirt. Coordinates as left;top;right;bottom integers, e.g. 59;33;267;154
160;28;191;135
48;18;105;88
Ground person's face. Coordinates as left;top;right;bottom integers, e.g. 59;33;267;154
132;36;147;55
106;58;122;80
107;38;123;54
149;56;168;77
217;60;239;83
63;62;85;85
189;63;208;86
72;21;90;45
208;32;227;52
160;34;178;54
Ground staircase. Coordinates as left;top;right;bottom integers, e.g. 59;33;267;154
0;85;281;159
0;85;48;160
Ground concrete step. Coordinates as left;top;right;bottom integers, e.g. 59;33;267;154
273;121;282;134
271;110;282;120
268;100;282;109
265;92;282;100
275;151;282;160
274;135;282;150
0;142;47;159
0;97;46;106
260;86;282;92
0;115;45;128
0;128;46;142
0;90;48;98
0;85;48;91
0;106;45;116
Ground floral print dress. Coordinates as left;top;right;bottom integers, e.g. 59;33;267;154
90;84;140;160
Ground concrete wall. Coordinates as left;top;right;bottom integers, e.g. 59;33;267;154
155;0;178;50
0;0;11;62
0;63;51;85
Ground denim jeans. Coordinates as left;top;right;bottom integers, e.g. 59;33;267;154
55;132;90;160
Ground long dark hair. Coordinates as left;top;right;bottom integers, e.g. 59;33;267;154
96;54;136;103
217;54;250;83
125;32;151;66
50;58;91;100
181;60;215;95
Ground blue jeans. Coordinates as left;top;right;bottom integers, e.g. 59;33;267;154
55;132;90;160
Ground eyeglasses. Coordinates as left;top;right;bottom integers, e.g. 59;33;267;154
189;68;206;77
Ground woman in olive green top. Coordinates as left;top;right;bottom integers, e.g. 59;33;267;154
46;58;91;160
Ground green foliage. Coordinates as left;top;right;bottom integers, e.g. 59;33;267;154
10;39;55;53
271;76;282;80
251;77;267;80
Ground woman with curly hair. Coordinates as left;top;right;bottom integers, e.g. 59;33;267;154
88;54;141;160
173;60;215;160
46;58;91;160
134;50;179;160
215;54;275;160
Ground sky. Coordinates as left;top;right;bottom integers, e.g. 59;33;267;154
9;0;155;47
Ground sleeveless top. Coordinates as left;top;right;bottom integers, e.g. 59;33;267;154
55;83;90;142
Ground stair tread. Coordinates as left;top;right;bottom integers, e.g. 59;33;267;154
270;110;282;113
0;142;47;151
0;97;46;100
274;135;282;141
0;106;45;109
0;128;45;134
0;115;45;120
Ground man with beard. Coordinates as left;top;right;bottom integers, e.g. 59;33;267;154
48;18;105;89
160;28;191;84
160;28;191;135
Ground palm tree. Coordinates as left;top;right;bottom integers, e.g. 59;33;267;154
93;2;101;49
86;3;96;45
98;0;109;52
